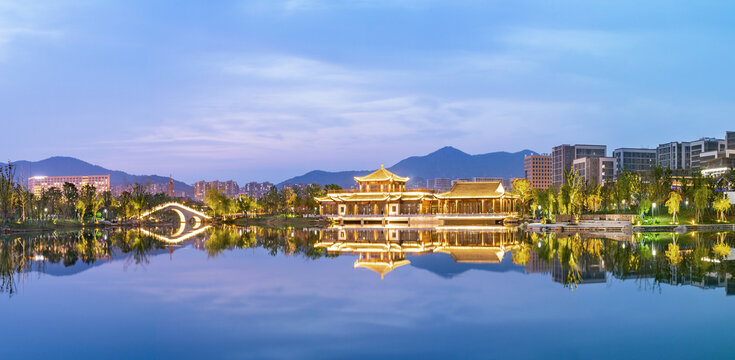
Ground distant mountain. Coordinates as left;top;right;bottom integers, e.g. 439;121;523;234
1;156;193;192
408;252;524;279
279;146;538;188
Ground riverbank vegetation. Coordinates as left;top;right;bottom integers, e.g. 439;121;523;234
513;166;735;225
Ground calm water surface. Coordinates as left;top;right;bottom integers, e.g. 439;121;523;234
1;226;734;359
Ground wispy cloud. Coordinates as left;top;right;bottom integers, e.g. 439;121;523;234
502;28;634;57
0;1;63;59
102;53;597;175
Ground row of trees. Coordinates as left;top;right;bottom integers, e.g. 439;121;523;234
203;183;342;217
0;162;179;225
512;166;735;224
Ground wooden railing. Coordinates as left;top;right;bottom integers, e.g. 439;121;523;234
326;188;436;194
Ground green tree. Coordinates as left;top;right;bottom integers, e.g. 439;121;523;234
693;186;712;223
639;198;652;219
565;169;584;223
0;163;16;223
75;199;87;222
665;191;682;224
713;196;731;222
511;178;532;217
62;182;79;219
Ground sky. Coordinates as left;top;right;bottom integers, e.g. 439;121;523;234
1;0;735;183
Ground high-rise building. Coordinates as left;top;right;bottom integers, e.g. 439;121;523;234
612;148;656;178
240;181;274;198
657;137;724;171
699;131;735;177
572;157;614;186
552;144;606;186
28;175;110;196
194;180;240;201
524;154;552;189
688;137;723;170
432;178;452;192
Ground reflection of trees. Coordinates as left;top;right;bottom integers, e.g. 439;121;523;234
205;228;256;258
249;227;330;260
0;239;29;297
523;231;735;293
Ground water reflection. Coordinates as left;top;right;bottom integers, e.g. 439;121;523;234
0;226;734;297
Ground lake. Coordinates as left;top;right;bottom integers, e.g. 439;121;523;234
1;226;733;359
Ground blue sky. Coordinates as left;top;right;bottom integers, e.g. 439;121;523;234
2;0;734;183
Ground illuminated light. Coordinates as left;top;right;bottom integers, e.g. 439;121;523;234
139;225;212;244
652;249;656;256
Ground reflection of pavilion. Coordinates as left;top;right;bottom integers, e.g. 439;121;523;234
316;226;519;278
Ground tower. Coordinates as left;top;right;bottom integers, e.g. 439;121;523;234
168;173;174;198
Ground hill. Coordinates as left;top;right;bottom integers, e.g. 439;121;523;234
1;156;193;192
279;146;538;188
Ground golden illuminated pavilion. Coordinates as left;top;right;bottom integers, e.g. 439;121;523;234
316;166;519;225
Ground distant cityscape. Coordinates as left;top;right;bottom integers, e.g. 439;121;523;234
24;130;735;201
524;130;735;189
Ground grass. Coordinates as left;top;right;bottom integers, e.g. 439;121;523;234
635;207;735;226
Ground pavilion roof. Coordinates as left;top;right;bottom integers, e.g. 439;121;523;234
435;181;509;199
354;259;410;279
354;165;409;183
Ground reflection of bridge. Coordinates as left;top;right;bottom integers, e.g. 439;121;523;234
138;202;211;224
137;203;212;243
139;225;211;244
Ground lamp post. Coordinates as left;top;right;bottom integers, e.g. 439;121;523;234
652;202;656;219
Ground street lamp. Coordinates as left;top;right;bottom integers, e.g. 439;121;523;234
652;202;656;218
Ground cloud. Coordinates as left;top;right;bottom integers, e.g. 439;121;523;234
101;53;597;176
502;28;633;58
0;1;63;59
258;0;445;13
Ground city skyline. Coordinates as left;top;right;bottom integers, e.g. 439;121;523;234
3;1;735;182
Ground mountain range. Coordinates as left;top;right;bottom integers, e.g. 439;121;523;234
1;157;193;192
279;146;538;188
2;146;537;191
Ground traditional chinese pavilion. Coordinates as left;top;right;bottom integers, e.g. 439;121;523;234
316;166;519;226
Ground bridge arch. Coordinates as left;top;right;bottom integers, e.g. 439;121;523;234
138;202;211;224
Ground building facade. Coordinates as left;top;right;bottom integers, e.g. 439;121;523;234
552;144;606;186
612;148;656;178
239;181;274;199
193;180;240;201
28;175;111;196
524;154;552;189
572;157;614;186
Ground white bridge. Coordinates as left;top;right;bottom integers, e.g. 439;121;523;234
137;202;212;243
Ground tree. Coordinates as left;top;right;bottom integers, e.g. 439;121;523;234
236;194;259;214
324;184;342;192
0;163;16;223
693;186;712;223
665;191;682;224
75;199;87;222
44;187;63;215
713;196;731;222
639;198;652;219
511;178;532;217
130;183;149;218
584;184;603;213
205;188;236;217
564;169;584;223
62;182;79;219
